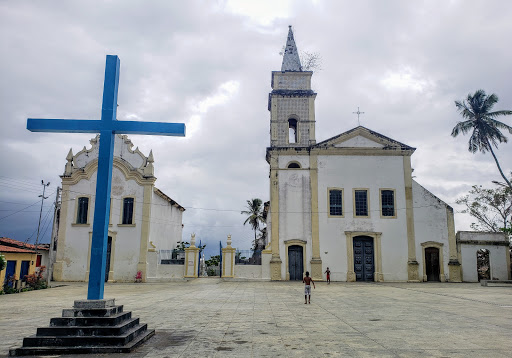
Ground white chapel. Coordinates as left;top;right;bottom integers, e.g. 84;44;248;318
52;134;185;282
265;27;463;282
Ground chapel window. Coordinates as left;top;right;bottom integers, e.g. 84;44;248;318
288;118;298;144
380;189;395;217
76;197;89;224
287;162;301;168
329;189;343;216
354;190;369;217
122;197;134;225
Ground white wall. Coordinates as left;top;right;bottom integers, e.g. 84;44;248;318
149;192;183;252
234;265;263;279
412;181;451;281
317;155;409;281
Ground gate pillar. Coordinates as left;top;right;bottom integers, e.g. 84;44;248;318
184;234;199;278
222;235;235;278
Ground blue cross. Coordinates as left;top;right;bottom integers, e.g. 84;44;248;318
27;55;185;300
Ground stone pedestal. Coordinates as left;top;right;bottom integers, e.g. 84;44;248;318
9;299;154;356
270;256;282;281
407;260;420;282
310;258;323;281
221;234;235;278
448;260;462;282
146;250;158;279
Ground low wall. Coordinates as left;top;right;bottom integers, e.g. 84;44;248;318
146;264;186;282
234;265;263;280
457;231;510;282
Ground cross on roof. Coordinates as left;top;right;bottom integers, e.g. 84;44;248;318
353;107;365;126
27;55;186;300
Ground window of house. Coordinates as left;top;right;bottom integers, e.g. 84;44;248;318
329;189;343;216
76;197;89;224
354;190;369;217
122;197;134;225
288;118;298;144
381;189;395;217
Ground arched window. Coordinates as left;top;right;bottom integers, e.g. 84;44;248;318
288;118;298;144
287;162;301;168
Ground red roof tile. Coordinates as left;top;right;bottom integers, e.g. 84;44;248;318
0;244;36;254
0;237;49;251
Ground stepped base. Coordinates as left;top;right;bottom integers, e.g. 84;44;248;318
9;299;154;356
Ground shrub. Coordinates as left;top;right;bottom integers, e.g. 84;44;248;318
24;266;47;290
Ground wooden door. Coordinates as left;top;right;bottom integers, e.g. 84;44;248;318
354;236;375;282
425;247;440;281
288;245;303;280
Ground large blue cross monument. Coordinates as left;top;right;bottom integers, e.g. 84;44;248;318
27;55;186;300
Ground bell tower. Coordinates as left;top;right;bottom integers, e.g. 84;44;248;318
269;26;317;147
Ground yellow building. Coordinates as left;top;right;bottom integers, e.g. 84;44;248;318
0;237;47;287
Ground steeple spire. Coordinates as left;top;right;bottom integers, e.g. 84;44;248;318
281;25;302;72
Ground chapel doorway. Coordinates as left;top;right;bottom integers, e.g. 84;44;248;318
353;236;374;281
288;245;303;280
425;247;440;281
105;236;112;282
477;249;490;281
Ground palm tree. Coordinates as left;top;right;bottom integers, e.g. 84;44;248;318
241;198;264;246
452;89;512;190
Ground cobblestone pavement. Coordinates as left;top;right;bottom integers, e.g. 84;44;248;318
1;279;511;357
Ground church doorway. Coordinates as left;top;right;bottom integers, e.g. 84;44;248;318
288;245;303;280
105;236;112;282
353;236;374;281
425;247;440;281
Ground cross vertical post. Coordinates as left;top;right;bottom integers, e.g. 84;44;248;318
27;55;186;300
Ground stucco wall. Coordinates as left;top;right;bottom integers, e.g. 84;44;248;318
61;166;144;281
277;156;312;279
149;192;183;252
316;155;409;281
412;181;451;281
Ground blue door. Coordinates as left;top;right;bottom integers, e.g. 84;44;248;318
5;261;16;287
20;261;30;281
288;245;303;280
353;236;374;281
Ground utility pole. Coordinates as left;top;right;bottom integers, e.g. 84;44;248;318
35;180;50;256
47;187;61;286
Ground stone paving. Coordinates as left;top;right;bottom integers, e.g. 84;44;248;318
1;279;511;357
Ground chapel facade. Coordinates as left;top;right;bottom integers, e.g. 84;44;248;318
265;27;463;282
52;134;185;282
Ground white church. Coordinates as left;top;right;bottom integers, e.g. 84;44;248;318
52;134;185;282
265;27;464;283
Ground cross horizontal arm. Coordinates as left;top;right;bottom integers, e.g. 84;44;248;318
28;118;186;136
113;121;186;136
27;119;104;133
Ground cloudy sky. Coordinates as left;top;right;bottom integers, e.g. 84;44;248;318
1;0;511;256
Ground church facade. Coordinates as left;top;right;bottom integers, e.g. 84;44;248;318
265;27;462;282
52;134;184;282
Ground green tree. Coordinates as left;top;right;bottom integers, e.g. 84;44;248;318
452;89;512;190
241;198;265;246
456;179;511;233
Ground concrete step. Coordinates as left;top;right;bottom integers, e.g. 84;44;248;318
50;311;132;326
22;323;148;347
38;317;139;336
9;328;155;356
62;304;123;317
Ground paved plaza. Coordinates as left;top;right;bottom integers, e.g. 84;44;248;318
1;279;511;357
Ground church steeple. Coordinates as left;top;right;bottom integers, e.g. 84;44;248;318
268;27;316;147
281;26;302;72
